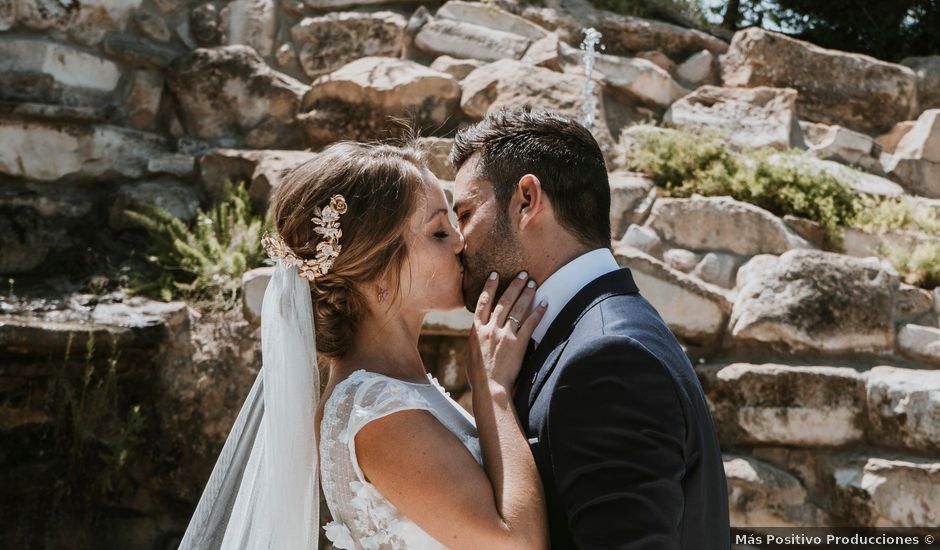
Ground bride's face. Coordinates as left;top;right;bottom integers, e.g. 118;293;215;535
398;172;465;313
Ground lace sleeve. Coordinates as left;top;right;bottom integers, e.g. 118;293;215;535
338;374;437;481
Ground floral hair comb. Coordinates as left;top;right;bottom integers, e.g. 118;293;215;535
261;194;348;282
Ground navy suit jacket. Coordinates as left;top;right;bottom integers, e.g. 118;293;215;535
514;267;730;549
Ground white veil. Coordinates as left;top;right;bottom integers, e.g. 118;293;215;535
178;260;321;550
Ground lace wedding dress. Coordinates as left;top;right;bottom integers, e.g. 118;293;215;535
319;369;484;549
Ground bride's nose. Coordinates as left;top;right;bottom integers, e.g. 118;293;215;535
452;231;465;253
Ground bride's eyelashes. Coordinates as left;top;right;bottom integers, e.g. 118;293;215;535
434;230;449;239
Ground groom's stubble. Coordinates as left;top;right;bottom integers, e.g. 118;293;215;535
461;209;528;312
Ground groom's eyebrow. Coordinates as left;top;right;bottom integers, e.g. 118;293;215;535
452;200;465;215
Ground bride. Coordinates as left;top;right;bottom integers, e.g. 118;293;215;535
177;141;550;549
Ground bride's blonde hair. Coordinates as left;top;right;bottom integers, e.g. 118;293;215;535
269;142;429;358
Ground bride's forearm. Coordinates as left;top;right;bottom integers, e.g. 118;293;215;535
470;378;548;549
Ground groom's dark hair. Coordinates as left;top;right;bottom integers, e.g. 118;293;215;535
450;106;611;248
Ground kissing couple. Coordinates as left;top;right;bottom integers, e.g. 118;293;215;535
178;106;730;550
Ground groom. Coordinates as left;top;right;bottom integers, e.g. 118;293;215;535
450;107;730;549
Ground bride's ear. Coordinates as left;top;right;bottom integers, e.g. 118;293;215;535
516;174;544;230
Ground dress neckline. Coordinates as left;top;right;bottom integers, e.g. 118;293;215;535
345;368;435;387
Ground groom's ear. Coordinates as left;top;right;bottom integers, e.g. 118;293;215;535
516;174;545;231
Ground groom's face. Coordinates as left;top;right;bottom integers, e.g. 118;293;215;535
452;154;527;312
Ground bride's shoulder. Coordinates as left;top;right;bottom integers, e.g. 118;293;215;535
325;369;434;416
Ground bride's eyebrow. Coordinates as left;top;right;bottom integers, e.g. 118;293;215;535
427;208;448;222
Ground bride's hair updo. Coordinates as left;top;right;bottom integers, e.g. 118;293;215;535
269;142;429;358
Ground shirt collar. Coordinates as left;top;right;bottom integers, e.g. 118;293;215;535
529;248;620;347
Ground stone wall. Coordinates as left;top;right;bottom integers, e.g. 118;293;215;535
2;0;940;547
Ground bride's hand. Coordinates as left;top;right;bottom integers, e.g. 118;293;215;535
468;271;547;391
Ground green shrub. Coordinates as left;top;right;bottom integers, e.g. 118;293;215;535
852;195;940;235
122;180;272;309
626;128;860;246
881;241;940;290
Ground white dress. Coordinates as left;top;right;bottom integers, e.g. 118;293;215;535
319;369;484;549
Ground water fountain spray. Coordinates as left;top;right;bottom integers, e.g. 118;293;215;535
578;27;603;130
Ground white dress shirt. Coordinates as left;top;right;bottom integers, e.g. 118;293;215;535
529;248;621;348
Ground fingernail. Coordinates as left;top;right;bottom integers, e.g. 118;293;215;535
539;300;548;307
517;271;528;279
489;271;498;280
527;280;535;288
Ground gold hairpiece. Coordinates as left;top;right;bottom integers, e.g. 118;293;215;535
261;194;348;282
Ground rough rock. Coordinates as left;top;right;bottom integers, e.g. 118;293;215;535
594;14;728;60
110;180;201;230
866;367;940;454
415;18;531;62
148;154;196;178
124;70;164;131
614;245;730;345
896;325;940;366
692;252;740;289
0;37;122;106
101;32;185;70
415;137;456;181
422;310;473;335
586;51;689;109
882;155;940;198
299;57;460;148
676;49;716;86
189;2;222;46
662;248;700;272
841;228;933;260
882;110;940;198
290;12;406;79
901;56;940;112
0;119;169;182
241;266;272;324
709;363;865;447
646;196;811;256
436;0;547;40
429;56;485;80
134;11;171;42
766;153;905;197
460;59;613;150
721;28;917;133
730;250;898;353
167;46;308;148
620;224;661;255
608;172;654;238
833;456;940;526
801;122;884;175
876;121;916;154
664;86;803;150
725;455;830;526
11;0;143;47
894;284;935;323
522;33;562;72
197;148;318;208
221;0;275;57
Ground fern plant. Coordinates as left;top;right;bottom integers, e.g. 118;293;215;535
123;180;273;309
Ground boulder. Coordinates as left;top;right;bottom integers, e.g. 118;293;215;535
866;367;940;454
676;49;716;86
882;110;940;198
709;363;865;447
664;85;803;150
414;18;531;62
422;310;473;335
298;57;460;148
800;122;884;175
721;28;917;133
305;0;435;8
11;0;142;46
896;325;940;366
221;0;276;57
101;32;185;69
134;11;171;42
765;153;905;197
662;248;700;273
894;284;935;323
894;109;940;162
724;455;830;527
110;180;201;231
415;137;456;181
290;12;406;79
429;55;485;80
730;250;899;353
0;119;168;182
584;51;689;109
167;46;308;148
646;196;811;256
692;252;740;289
881;155;940;198
0;37;122;106
522;33;562;72
436;0;547;41
832;456;940;527
594;14;728;60
124;70;164;131
197;148;318;208
613;245;730;346
460;59;613;150
876;121;916;154
901;56;940;112
608;172;654;238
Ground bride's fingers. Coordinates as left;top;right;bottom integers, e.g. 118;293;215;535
518;300;548;341
506;278;537;331
474;272;499;325
492;271;528;328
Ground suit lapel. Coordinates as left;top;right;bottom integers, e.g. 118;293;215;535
523;267;641;409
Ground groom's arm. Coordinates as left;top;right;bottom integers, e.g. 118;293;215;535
546;336;686;549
